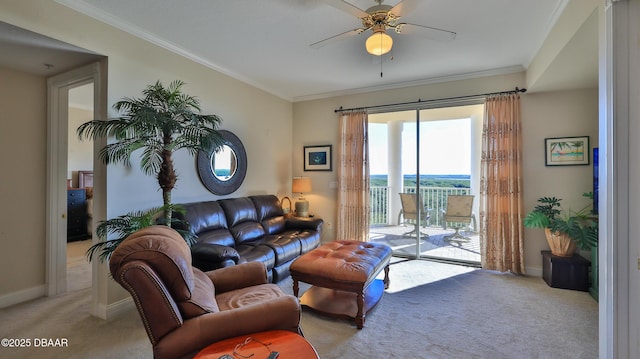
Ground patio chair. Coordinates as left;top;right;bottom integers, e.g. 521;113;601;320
398;193;431;237
441;194;477;242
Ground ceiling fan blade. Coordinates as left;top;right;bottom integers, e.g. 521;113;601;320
319;0;369;19
389;0;419;17
395;23;456;42
310;28;365;49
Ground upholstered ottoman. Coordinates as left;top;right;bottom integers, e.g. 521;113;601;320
290;240;391;328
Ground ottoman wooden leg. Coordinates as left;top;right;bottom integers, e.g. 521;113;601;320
383;264;390;289
293;279;299;297
356;291;365;329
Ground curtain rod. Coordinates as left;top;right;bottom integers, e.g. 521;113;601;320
334;87;527;113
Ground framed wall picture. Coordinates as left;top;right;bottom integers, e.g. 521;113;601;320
545;136;590;166
304;145;332;171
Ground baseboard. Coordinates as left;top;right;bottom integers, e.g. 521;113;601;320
0;285;45;309
94;296;135;320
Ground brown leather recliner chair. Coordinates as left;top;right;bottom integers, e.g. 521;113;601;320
109;225;302;359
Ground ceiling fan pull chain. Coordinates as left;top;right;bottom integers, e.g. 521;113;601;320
380;33;384;78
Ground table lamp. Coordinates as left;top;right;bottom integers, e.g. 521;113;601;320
292;177;312;217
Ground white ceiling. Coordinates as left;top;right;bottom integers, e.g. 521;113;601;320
1;0;597;102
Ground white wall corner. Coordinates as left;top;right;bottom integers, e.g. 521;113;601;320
93;296;135;320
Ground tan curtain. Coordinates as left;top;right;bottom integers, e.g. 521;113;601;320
480;93;525;274
337;111;370;242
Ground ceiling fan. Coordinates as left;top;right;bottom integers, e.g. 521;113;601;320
311;0;456;56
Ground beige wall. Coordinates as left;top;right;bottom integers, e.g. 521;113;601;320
0;66;47;296
521;88;598;273
0;1;292;310
68;107;93;184
293;72;598;274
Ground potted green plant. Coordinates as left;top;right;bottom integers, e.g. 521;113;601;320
78;80;225;261
524;192;598;257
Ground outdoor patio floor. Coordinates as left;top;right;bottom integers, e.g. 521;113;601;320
369;224;481;266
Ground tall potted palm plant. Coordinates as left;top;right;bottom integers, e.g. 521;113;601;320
78;80;225;261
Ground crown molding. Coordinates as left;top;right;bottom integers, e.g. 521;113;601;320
54;0;293;101
292;66;525;103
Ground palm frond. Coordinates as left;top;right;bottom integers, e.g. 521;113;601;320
86;204;196;262
87;207;162;262
97;138;148;168
139;141;165;176
174;125;225;154
77;118;131;141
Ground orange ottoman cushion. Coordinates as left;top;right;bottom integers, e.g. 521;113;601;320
290;240;391;287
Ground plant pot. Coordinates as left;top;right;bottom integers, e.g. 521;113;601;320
544;228;577;257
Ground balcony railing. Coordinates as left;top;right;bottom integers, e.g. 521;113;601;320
370;186;471;227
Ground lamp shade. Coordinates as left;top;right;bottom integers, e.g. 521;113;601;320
366;31;393;56
292;177;312;194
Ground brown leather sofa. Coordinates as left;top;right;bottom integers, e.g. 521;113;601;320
110;225;302;359
176;195;323;282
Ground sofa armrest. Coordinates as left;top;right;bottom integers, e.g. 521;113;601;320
286;216;323;232
205;261;268;293
191;243;240;271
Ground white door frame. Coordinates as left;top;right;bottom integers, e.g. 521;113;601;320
46;62;103;299
601;0;635;357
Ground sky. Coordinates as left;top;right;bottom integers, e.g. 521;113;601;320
369;118;471;175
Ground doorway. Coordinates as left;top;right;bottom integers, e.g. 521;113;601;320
368;104;484;266
66;83;94;292
46;63;103;307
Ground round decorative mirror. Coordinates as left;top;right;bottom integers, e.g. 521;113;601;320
197;130;247;195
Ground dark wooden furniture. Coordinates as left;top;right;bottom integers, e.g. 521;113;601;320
67;188;88;242
589;247;599;301
541;250;590;291
77;170;93;188
194;330;319;359
290;240;391;329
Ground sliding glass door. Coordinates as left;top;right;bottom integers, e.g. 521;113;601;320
368;105;483;265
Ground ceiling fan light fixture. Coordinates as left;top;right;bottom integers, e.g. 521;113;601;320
366;31;393;56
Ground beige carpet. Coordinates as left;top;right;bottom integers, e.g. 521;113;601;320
0;258;597;359
66;240;92;292
297;258;598;359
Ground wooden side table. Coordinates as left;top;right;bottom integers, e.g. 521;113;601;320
541;250;590;291
194;330;319;359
